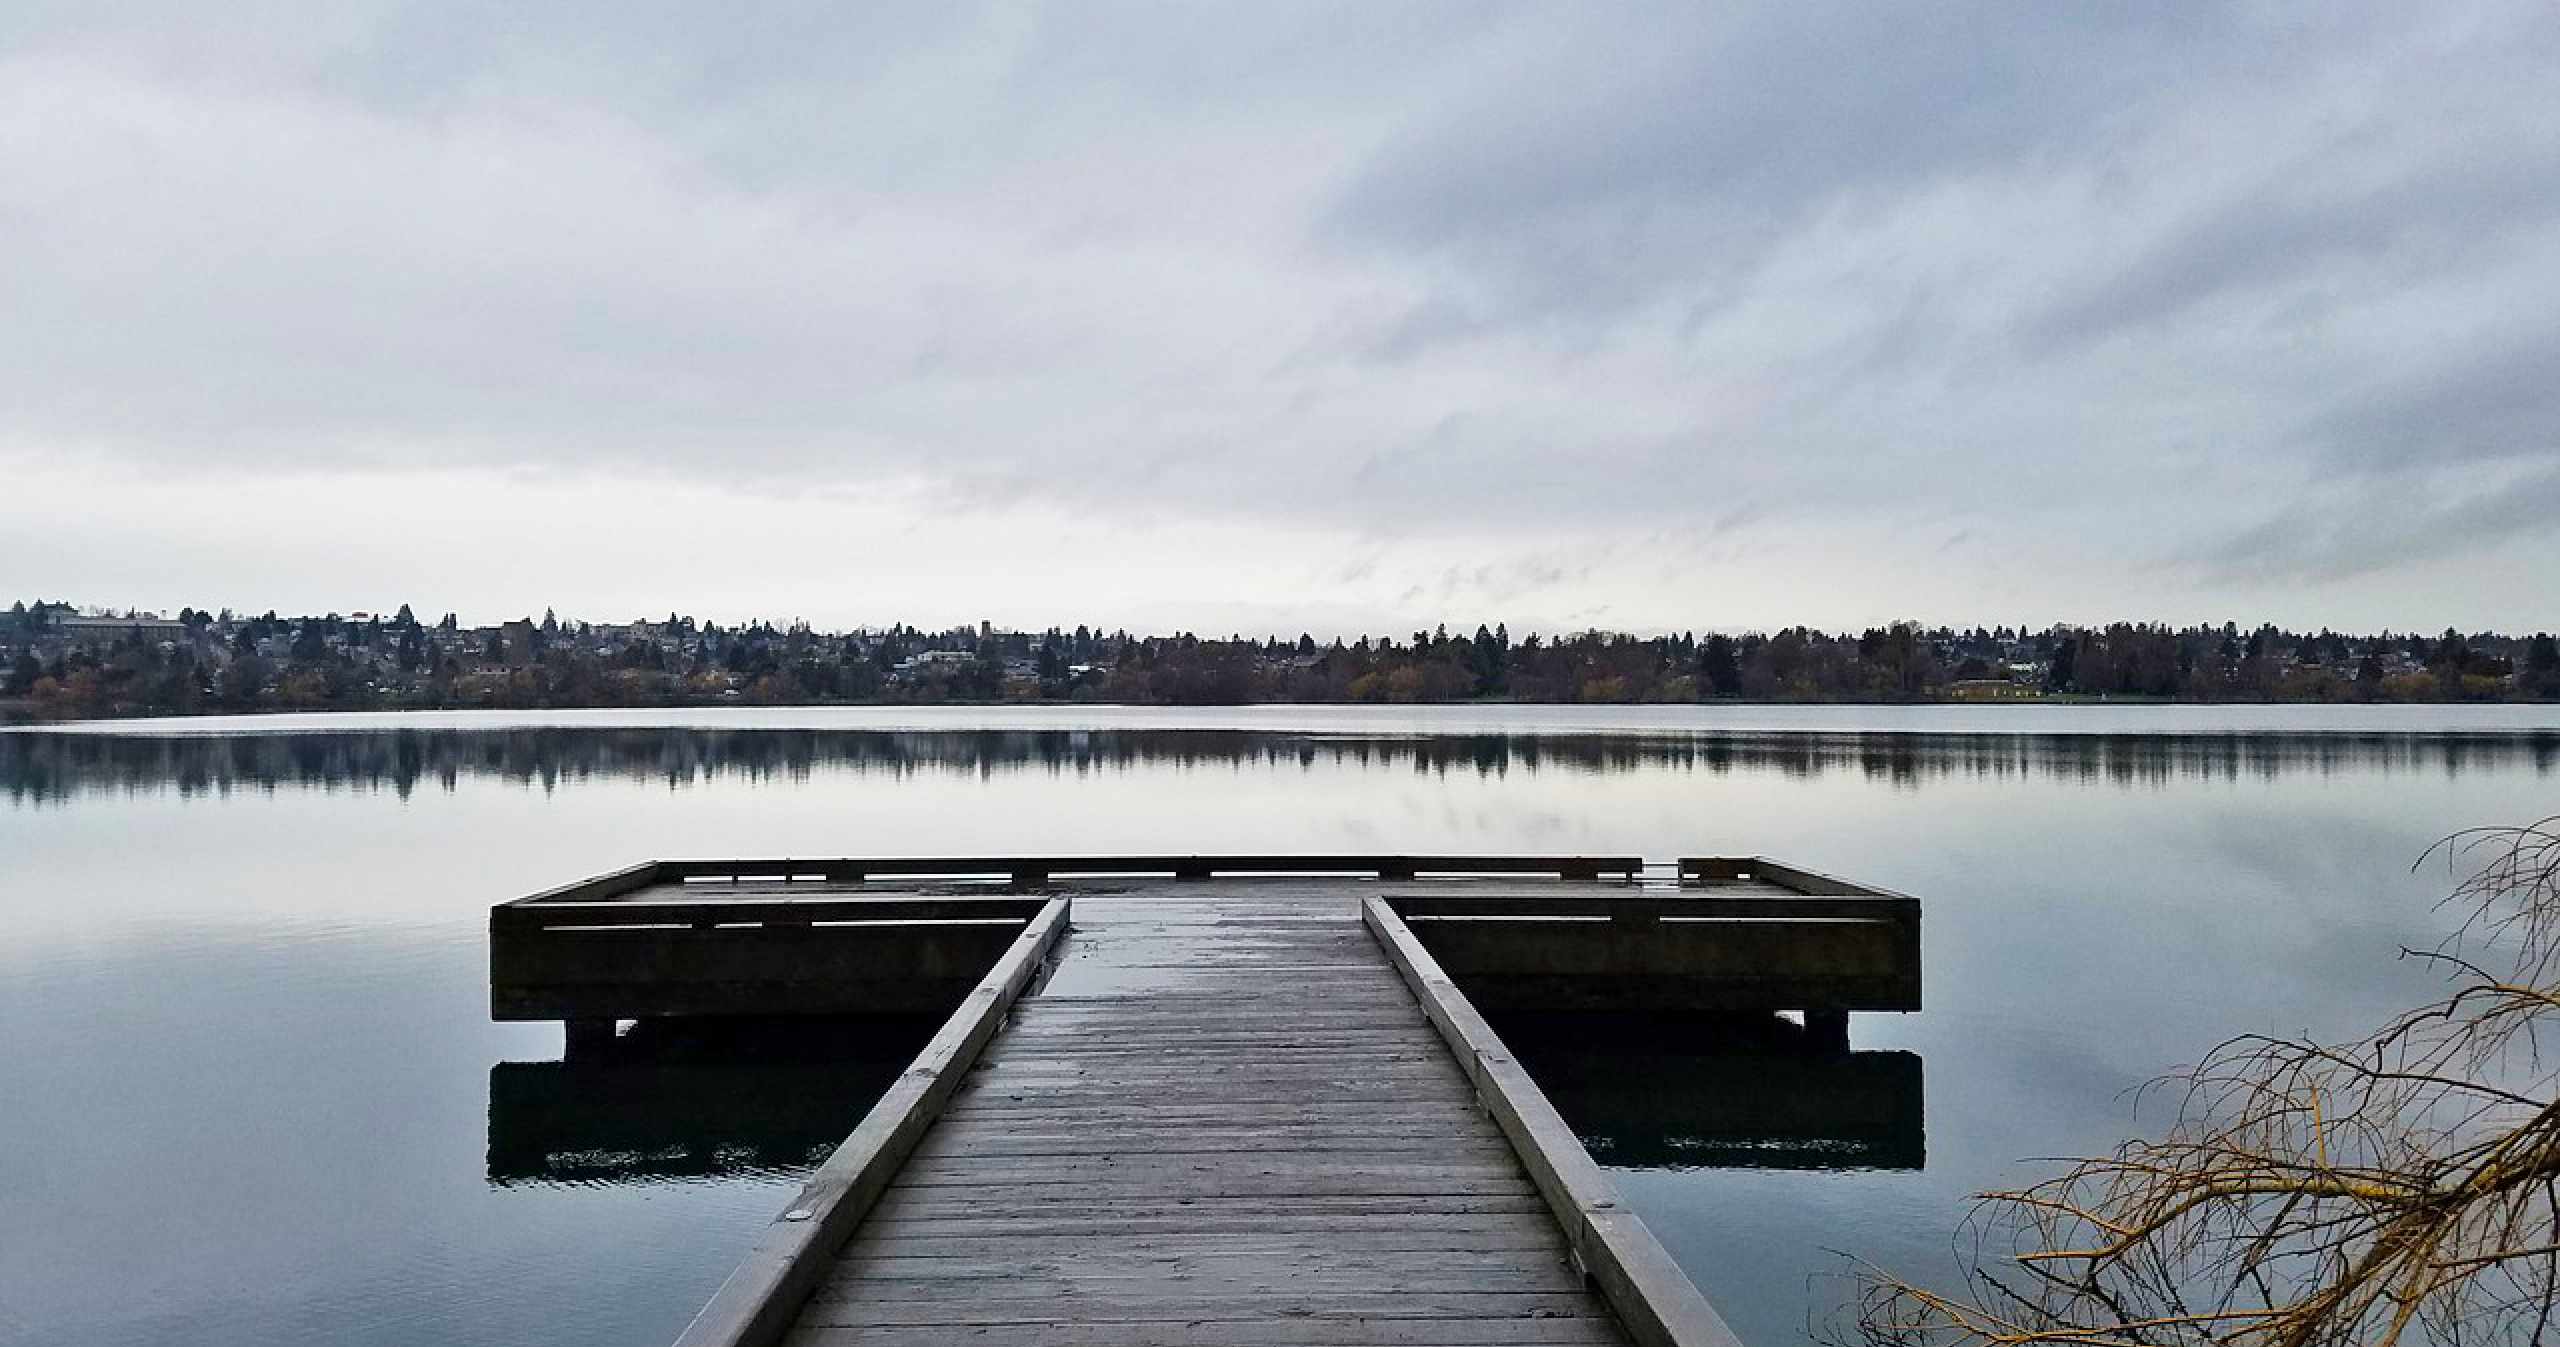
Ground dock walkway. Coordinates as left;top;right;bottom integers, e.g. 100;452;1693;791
788;879;1624;1346
497;855;1920;1347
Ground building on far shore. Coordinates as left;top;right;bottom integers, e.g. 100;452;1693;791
1947;678;2040;701
892;649;978;680
57;613;191;643
500;620;539;667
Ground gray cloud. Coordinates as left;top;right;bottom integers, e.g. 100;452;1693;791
2022;141;2560;358
2200;466;2560;586
2306;321;2560;474
3;2;2556;628
1322;7;2330;328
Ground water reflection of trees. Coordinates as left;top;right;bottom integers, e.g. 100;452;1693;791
4;726;2554;805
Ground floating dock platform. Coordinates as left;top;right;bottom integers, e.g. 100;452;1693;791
489;856;1922;1347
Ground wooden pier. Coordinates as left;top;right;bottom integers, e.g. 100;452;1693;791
488;857;1922;1347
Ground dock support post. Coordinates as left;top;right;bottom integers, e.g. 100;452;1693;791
1803;1009;1850;1054
564;1018;618;1058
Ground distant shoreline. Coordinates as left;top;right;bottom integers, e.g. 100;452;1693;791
13;699;2560;740
9;690;2552;727
14;611;2553;719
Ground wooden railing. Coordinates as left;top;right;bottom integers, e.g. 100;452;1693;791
641;854;1646;885
1383;857;1923;1014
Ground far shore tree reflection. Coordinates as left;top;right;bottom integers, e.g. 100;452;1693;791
8;726;2555;805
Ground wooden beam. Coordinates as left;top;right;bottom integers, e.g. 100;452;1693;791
646;854;1644;883
490;919;1033;1021
1401;917;1920;1013
497;859;665;909
1678;856;1919;904
494;896;1049;931
1388;893;1917;923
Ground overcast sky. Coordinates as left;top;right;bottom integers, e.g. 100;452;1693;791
5;3;2556;636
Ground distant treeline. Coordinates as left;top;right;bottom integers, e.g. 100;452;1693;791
5;598;2558;717
5;727;2554;806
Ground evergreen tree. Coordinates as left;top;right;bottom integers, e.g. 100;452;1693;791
2047;636;2079;692
1700;634;1742;697
2527;633;2560;698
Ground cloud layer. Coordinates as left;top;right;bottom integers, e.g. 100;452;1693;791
6;3;2556;631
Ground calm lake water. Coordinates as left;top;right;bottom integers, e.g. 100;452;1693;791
4;704;2557;1346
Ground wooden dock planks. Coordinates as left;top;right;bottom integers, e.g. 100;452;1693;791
586;860;1900;1347
780;880;1632;1347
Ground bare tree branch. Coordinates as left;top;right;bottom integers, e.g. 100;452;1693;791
1842;818;2560;1347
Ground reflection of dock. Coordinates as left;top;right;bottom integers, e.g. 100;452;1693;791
487;855;1923;1347
1498;1015;1925;1171
486;1020;928;1185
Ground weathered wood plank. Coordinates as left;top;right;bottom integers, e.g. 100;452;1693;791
966;1052;1461;1073
792;1319;1622;1347
984;1043;1445;1063
892;1159;1533;1187
1023;983;1408;994
881;1173;1540;1200
650;853;1641;883
942;1096;1484;1121
956;1069;1471;1093
859;1190;1556;1221
1015;991;1420;1006
933;1100;1471;1121
1681;855;1914;900
841;1227;1569;1257
951;1071;1474;1092
947;1082;1481;1104
815;1259;1588;1297
795;1292;1618;1329
986;1053;1448;1071
500;859;664;907
498;896;1050;927
921;1101;1480;1122
838;1221;1567;1252
1009;1008;1425;1026
911;1133;1515;1160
